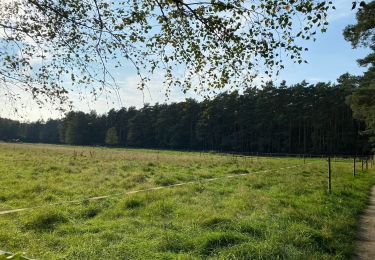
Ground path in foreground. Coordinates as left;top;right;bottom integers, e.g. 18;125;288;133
354;186;375;260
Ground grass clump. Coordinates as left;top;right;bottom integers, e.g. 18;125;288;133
124;198;144;209
158;232;194;253
200;216;233;229
228;169;249;175
126;173;147;183
155;175;178;186
198;232;246;256
80;205;102;219
24;210;67;231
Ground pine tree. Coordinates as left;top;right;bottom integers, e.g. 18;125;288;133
105;127;118;146
344;1;375;150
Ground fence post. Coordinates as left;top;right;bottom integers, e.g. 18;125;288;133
366;158;368;171
362;159;364;173
354;157;356;177
328;156;332;194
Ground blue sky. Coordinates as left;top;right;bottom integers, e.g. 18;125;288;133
1;0;370;121
279;0;369;84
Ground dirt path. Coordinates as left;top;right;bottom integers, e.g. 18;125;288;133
353;186;375;260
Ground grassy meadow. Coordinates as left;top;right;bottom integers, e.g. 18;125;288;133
0;142;374;259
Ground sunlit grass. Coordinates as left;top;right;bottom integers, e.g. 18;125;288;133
0;142;374;259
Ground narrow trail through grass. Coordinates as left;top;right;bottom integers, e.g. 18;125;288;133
354;186;375;260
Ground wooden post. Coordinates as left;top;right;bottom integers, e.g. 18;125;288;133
362;159;364;173
328;156;332;194
366;158;368;171
303;155;306;164
354;157;356;177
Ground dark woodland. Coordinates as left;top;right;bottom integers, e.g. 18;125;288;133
1;76;372;155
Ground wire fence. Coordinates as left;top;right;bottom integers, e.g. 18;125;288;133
0;152;373;215
0;162;316;216
0;150;373;260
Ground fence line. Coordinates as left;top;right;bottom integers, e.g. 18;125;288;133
1;155;372;216
0;250;33;260
224;151;373;160
0;162;316;216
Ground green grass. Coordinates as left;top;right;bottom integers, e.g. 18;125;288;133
0;142;374;259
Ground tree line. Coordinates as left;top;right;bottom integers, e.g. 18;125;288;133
0;75;371;155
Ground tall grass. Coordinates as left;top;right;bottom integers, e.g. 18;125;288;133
0;143;374;259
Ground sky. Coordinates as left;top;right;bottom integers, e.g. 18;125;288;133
279;0;369;84
1;0;371;122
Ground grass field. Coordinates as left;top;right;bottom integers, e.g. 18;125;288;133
0;142;374;259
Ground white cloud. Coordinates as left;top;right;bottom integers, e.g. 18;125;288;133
0;71;202;121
